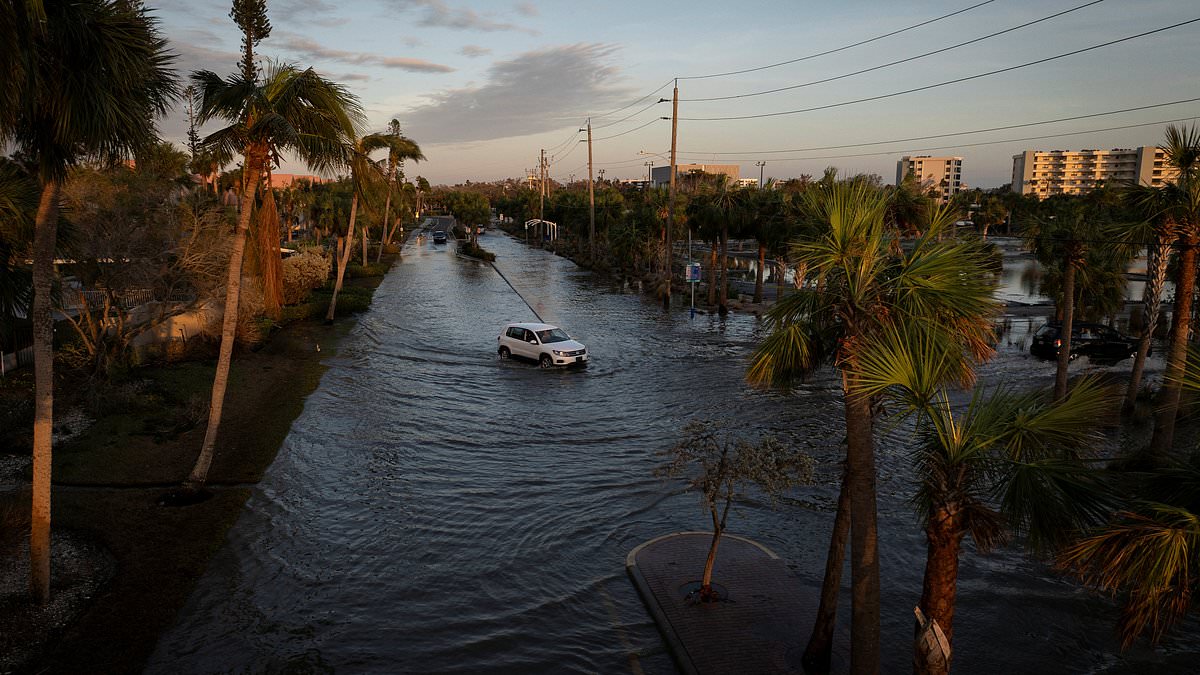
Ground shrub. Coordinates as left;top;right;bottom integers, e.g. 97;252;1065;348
282;249;332;304
458;240;496;262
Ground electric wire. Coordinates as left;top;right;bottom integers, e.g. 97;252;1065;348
595;118;665;141
543;129;581;156
674;115;1199;163
593;100;665;130
547;139;585;167
679;17;1200;121
679;0;1000;80
681;0;1105;102
591;78;675;120
685;98;1200;155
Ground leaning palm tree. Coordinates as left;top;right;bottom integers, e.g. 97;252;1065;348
0;0;176;603
186;58;361;489
375;119;423;262
324;130;422;321
748;180;999;674
856;332;1115;673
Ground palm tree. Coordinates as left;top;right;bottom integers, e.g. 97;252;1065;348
324;130;422;321
748;180;998;673
187;47;361;488
1026;202;1113;400
747;185;784;304
855;333;1115;673
0;0;176;603
1145;124;1200;457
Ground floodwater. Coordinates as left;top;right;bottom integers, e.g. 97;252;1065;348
146;232;1198;674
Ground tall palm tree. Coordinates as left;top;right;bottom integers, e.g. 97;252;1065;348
186;57;361;489
748;181;998;673
1145;124;1200;457
1026;202;1114;400
324;130;422;321
855;332;1115;673
0;0;176;603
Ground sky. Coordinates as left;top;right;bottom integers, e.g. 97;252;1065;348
153;0;1200;189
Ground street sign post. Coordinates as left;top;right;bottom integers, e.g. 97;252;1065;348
685;262;701;283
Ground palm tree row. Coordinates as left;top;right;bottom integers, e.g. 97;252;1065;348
1;0;425;602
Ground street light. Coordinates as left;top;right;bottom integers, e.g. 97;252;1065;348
756;161;766;189
645;161;654;187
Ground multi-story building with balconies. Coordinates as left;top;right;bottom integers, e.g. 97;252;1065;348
896;156;963;203
1011;147;1178;198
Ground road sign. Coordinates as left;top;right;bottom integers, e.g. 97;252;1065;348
685;262;702;283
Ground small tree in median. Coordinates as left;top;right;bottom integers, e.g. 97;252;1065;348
658;420;812;602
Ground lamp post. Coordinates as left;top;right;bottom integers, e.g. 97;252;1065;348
756;161;766;188
644;161;654;188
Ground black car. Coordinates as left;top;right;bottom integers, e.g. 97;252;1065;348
432;230;447;244
1030;321;1143;361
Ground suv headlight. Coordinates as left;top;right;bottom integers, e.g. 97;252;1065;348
553;349;566;356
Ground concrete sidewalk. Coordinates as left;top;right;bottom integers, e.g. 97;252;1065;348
627;532;840;675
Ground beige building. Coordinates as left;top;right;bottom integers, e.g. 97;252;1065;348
896;156;963;203
1011;147;1178;198
650;163;740;187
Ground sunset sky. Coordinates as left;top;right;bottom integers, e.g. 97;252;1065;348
154;0;1199;188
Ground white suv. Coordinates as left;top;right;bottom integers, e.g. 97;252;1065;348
497;322;588;368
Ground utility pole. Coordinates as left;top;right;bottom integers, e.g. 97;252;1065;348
585;119;595;254
756;161;766;188
539;149;546;223
665;79;679;311
645;161;654;188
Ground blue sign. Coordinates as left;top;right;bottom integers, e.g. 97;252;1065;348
685;262;702;283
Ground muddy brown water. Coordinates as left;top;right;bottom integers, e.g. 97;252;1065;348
145;232;1198;673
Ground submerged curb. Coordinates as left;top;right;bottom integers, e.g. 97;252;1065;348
626;531;817;675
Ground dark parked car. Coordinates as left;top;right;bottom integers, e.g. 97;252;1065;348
1030;321;1144;362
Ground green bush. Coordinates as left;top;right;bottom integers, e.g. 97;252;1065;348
309;285;373;316
458;240;496;262
346;261;390;278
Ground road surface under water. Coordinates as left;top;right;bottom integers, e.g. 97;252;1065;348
147;231;1198;673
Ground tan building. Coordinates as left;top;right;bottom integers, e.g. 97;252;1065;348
1011;147;1178;198
268;173;332;189
650;163;740;187
896;156;963;203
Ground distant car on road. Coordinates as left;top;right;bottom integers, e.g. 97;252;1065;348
432;230;447;244
497;322;588;368
1030;321;1143;362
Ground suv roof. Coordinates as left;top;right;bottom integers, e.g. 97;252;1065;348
506;322;556;330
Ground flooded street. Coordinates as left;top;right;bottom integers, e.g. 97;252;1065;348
146;232;1197;673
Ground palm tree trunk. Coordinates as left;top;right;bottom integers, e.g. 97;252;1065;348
376;190;393;264
1150;232;1199;459
708;240;718;306
718;225;729;316
914;510;964;675
188;160;262;488
257;187;282;321
845;379;880;675
754;243;765;303
1054;262;1077;400
701;505;723;597
361;223;368;267
326;194;359;322
803;463;851;674
29;179;61;604
1126;240;1169;412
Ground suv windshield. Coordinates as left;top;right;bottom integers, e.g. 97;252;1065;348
1035;325;1059;337
537;328;571;343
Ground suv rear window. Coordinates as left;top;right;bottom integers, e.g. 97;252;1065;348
1035;325;1058;337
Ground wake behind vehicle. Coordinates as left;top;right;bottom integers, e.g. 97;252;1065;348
497;322;588;368
1030;321;1143;362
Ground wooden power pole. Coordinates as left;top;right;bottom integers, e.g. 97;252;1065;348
665;79;679;310
586;119;595;255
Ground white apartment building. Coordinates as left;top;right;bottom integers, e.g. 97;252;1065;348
896;156;963;203
1011;147;1179;198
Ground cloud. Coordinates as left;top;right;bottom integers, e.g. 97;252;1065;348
514;2;537;16
271;0;350;27
397;44;634;144
459;45;491;58
274;33;454;73
383;0;536;34
338;72;372;82
169;32;240;76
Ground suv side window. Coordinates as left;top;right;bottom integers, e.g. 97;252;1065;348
506;327;523;339
525;330;538;343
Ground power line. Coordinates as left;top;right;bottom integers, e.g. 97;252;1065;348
591;78;675;121
685;98;1200;155
548;139;584;167
681;0;1105;102
544;129;581;156
679;0;999;80
679;17;1200;121
675;115;1199;163
595;117;666;141
593;100;665;130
